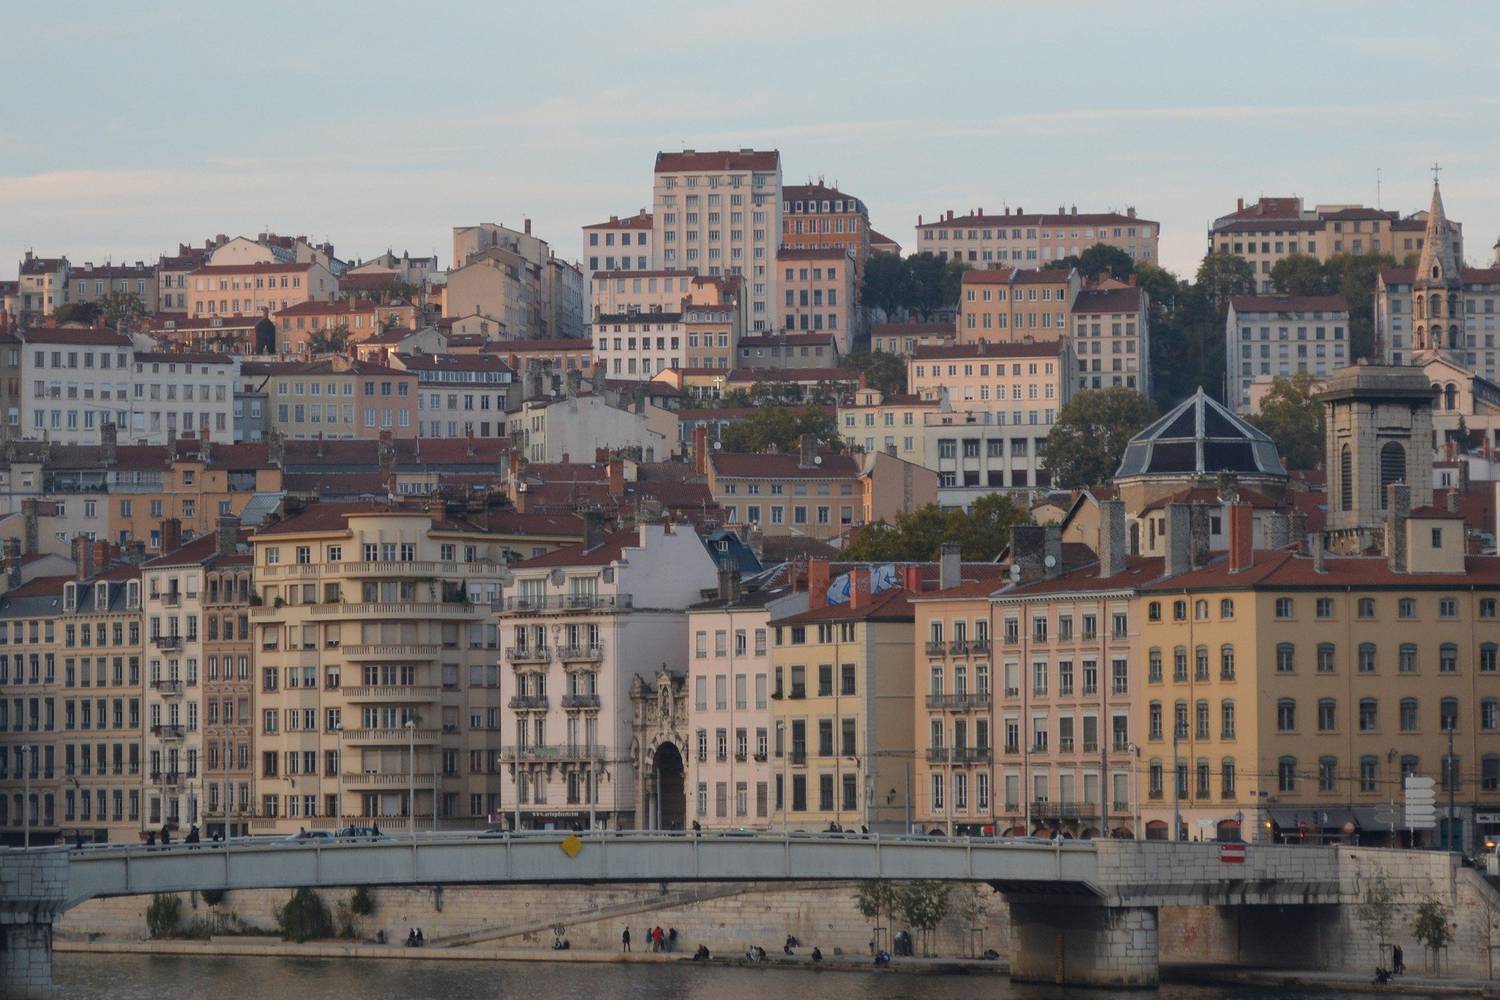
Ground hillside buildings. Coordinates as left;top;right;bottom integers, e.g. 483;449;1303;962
1225;296;1350;414
918;207;1159;269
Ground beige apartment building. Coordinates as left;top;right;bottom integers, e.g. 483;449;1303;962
67;262;159;316
272;299;419;356
908;339;1072;415
257;358;419;440
653;149;783;331
16;253;70;326
778;247;857;352
837;388;941;466
1210;196;1436;293
589;270;698;319
958;267;1078;343
736;332;839;371
1072;285;1150;393
917;207;1158;268
187;261;337;319
1225;295;1350;414
249;502;509;833
871;322;956;358
583;211;654;276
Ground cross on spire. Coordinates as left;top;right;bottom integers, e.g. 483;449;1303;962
1431;162;1443;184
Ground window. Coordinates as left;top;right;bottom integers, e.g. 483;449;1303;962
1220;700;1235;739
1483;643;1498;673
1440;643;1458;674
1318;757;1338;793
1399;643;1417;673
1220;645;1236;680
1275;598;1293;619
1315;598;1334;619
1278;756;1297;792
1359;698;1377;732
1358;643;1376;674
1400;698;1419;732
1276;698;1296;732
1398;598;1416;619
1357;597;1375;619
1440;697;1459;732
1379;442;1406;502
1316;643;1335;674
1317;698;1336;732
1275;643;1295;673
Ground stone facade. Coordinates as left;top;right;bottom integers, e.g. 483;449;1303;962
0;851;68;999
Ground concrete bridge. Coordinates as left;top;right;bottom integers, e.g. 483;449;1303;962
0;832;1447;995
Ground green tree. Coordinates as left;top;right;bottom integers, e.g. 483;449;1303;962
1042;388;1159;488
897;880;951;957
853;879;900;952
861;252;912;319
1357;875;1399;960
939;257;970;310
843;351;907;396
719;405;840;454
906;252;948;319
1413;897;1453;971
97;290;147;330
1452;415;1481;454
1134;263;1182;320
842;494;1029;562
199;888;228;907
349;884;375;916
1269;254;1328;296
1249;372;1324;470
52;301;102;325
146;893;182;938
953;884;991;958
276;887;334;942
306;322;351;355
1047;243;1136;283
1323;252;1396;360
1195;252;1256;313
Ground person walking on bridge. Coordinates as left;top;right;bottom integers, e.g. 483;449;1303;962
622;926;631;952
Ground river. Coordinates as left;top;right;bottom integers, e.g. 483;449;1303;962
52;953;1414;1000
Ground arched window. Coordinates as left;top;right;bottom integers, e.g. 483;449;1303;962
1399;643;1418;673
1316;642;1336;673
1358;642;1377;674
1278;756;1297;793
1359;755;1379;793
1401;754;1420;778
1194;645;1209;680
1276;642;1296;673
1379;442;1406;504
1220;644;1236;680
1400;697;1419;732
1220;699;1236;738
1445;383;1458;410
1440;643;1458;674
1148;647;1162;683
1440;697;1459;732
1416;296;1425;319
1358;697;1378;732
1339;444;1352;512
1276;698;1296;732
1317;697;1336;731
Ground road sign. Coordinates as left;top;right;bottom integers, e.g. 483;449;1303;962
1405;776;1437;830
1219;842;1246;863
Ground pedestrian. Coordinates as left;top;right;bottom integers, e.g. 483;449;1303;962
415;928;424;947
160;825;171;846
622;926;631;952
654;925;664;952
668;927;678;952
372;822;381;836
74;831;85;849
1393;944;1405;975
145;830;156;847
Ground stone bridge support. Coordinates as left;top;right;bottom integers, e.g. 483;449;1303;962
1008;898;1159;986
1;850;68;999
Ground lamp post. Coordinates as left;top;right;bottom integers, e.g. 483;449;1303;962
332;722;342;833
1172;724;1182;842
22;744;33;849
405;719;415;838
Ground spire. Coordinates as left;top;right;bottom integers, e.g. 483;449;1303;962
1415;173;1461;290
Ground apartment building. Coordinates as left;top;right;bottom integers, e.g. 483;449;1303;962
448;221;583;340
486;339;595;390
16;254;71;326
768;564;916;831
683;301;738;371
592;311;684;381
187;261;337;319
583;211;653;275
780;183;871;272
908;339;1072;419
736;332;838;371
1072;285;1150;393
837;388;941;466
871;322;955;358
917;207;1158;268
347;250;440;288
271;299;419;356
106;437;281;552
0;332;21;439
653;149;783;331
19;327;134;445
499;521;718;829
957;267;1077;344
390;352;514;438
1225;296;1349;414
778;248;856;351
157;245;210;314
256;358;419;440
250;502;510;833
198;522;254;838
1210;195;1436;293
128;352;239;444
589;270;697;319
67;262;159;316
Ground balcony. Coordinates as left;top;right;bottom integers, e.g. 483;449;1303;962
1004;743;1021;755
969;638;991;655
335;560;503;578
341;685;441;702
924;641;946;656
341;727;440;744
560;693;601;710
308;602;488;619
501;594;634;613
949;640;970;655
153;635;183;651
926;693;992;711
254;564;324;580
558;645;605;662
951;747;993;764
341;771;418;788
1059;738;1075;753
789;750;807;766
152;724;185;740
927;747;950;763
501;744;608;762
508;695;549;711
342;644;441;659
150;771;182;787
753;752;768;762
1030;801;1098;820
161;592;181;608
151;680;183;697
506;646;551;665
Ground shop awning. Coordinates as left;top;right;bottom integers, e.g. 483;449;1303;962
1268;807;1355;829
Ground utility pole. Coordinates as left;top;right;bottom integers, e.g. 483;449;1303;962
22;744;32;849
1172;725;1182;842
406;719;416;838
332;723;342;835
1448;725;1458;852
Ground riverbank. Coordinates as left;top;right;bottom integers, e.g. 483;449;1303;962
55;939;1008;977
1165;962;1500;997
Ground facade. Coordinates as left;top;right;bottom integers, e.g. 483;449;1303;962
908;339;1072;419
19;327;134;445
1071;285;1150;393
257;358;420;440
16;254;70;327
589;270;697;319
592;311;684;380
448;222;583;341
917;207;1158;268
509;393;670;464
869;230;901;257
0;333;21;439
105;439;281;552
196;524;255;838
1225;296;1349;414
958;267;1078;343
271;299;418;356
871;322;955;358
837;388;941;466
498;522;718;829
67;262;159;316
187;261;337;319
777;248;857;351
389;353;514;439
780;183;870;264
583;211;653;276
652;149;783;332
736;332;838;371
1210;196;1435;293
127;352;239;444
249;503;509;833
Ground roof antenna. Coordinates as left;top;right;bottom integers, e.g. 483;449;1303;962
1376;167;1382;210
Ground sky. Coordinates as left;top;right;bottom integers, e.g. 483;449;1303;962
5;1;1500;281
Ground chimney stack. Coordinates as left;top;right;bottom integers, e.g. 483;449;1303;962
607;459;625;498
807;558;830;610
1228;502;1254;573
1010;525;1045;582
1446;487;1461;514
216;515;240;557
20;499;39;556
693;425;710;475
1309;532;1326;573
1098;499;1126;578
1385;483;1411;573
850;566;872;608
1164;502;1191;577
72;535;94;581
717;558;741;606
160;517;181;554
583;509;606;551
101;422;117;465
798;434;817;469
939;541;962;590
1188;503;1211;569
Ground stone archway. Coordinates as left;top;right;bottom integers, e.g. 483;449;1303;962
652;741;686;831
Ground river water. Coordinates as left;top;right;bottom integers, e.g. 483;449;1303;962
53;953;1413;1000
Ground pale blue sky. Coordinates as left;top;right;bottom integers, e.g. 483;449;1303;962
5;1;1500;280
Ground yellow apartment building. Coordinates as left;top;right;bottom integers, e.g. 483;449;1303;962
837;388;941;466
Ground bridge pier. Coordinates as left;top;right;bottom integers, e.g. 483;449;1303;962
1008;899;1159;987
1;850;68;999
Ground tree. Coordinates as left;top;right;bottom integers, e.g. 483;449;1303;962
306;322;351;355
938;257;970;310
1249;372;1324;470
861;252;912;319
953;884;992;958
52;301;101;325
1357;875;1399;961
276;887;334;942
1413;897;1453;972
1134;263;1182;320
146;893;182;938
841;494;1030;562
97;290;147;330
907;252;949;319
349;884;375;917
853;879;900;952
1194;252;1256;313
1269;254;1328;296
1323;252;1396;360
719;405;840;454
1042;388;1159;488
1048;243;1136;283
199;888;228;907
843;351;907;396
1453;415;1481;454
897;880;951;957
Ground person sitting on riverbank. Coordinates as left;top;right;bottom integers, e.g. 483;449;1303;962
874;950;891;966
811;947;822;963
552;937;570;950
693;945;710;961
406;928;418;947
783;934;797;955
415;928;424;947
1373;966;1392;984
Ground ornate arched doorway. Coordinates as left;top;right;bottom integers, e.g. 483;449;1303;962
652;741;686;830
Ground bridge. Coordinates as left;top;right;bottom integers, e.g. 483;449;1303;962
0;831;1458;996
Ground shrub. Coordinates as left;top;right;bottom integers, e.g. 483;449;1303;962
200;888;228;907
349;885;375;917
276;888;333;942
146;893;181;938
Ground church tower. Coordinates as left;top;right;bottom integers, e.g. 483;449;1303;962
1412;173;1464;354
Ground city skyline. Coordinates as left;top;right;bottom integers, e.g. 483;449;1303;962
5;1;1500;280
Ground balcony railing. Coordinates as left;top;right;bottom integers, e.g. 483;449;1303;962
1004;742;1020;755
926;693;993;710
500;744;609;762
151;680;183;696
789;750;807;765
969;638;991;654
150;771;182;786
558;645;605;662
340;772;415;787
161;592;181;608
560;693;601;709
1030;800;1099;820
153;635;183;651
506;646;551;664
307;602;489;618
927;747;950;763
501;595;634;613
341;644;441;659
341;685;441;701
508;695;549;711
951;747;992;764
151;724;185;739
342;727;440;744
949;640;970;655
924;641;946;656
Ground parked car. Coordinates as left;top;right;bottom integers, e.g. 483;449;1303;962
280;830;334;844
335;825;393;841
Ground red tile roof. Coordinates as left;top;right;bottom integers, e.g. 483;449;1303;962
19;327;132;347
773;587;914;625
871;322;952;337
1379;267;1500;286
1138;486;1280;512
1002;555;1166;596
911;339;1066;361
479;338;593;353
724;367;859;384
194;262;314;274
654;150;780;173
738;333;837;349
1143;548;1500;590
1073;287;1145;313
921;211;1156;229
395;352;513;374
783;183;862;208
510;527;641;569
272;299;382;317
1229;295;1349;313
711;450;860;479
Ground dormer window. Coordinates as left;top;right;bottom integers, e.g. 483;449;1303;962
96;582;108;609
63;582;76;612
127;580;141;610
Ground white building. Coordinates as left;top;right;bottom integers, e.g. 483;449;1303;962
583;211;654;277
652;149;782;332
19;328;134;444
1224;295;1349;414
129;351;240;445
391;353;514;439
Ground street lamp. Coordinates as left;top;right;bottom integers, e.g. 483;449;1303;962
332;722;343;834
405;719;416;838
22;744;33;849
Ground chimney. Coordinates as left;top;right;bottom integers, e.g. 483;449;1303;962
513;482;529;513
1385;483;1411;573
807;558;830;610
315;432;324;458
466;429;476;457
1264;511;1290;549
607;459;625;498
902;564;924;593
798;434;817;469
850;566;872;608
92;539;111;571
167;429;177;462
583;509;606;551
1237;197;1244;211
72;535;94;581
1188;503;1211;569
160;517;181;554
20;499;39;556
216;515;240;557
267;430;285;466
101;422;117;464
1228;502;1253;573
1309;532;1326;573
4;538;20;590
1010;525;1045;582
1044;524;1063;579
524;218;532;236
1290;509;1308;541
1164;502;1191;577
1446;487;1461;514
1097;499;1127;578
939;541;962;590
378;430;396;487
507;449;522;483
717;558;741;606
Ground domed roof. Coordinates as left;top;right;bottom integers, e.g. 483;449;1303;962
1115;388;1287;480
